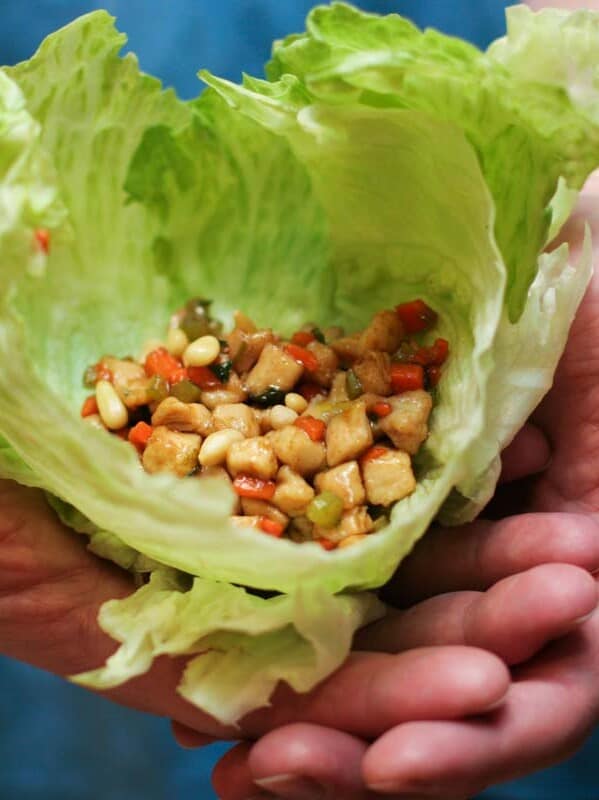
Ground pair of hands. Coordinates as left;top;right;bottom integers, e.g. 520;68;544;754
2;181;599;800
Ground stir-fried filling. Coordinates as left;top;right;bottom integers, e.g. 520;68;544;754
81;298;449;550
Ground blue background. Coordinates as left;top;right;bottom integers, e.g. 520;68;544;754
1;1;598;798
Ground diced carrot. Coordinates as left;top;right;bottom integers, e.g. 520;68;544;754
144;347;184;383
128;421;154;452
427;365;442;387
390;363;424;393
258;516;285;537
297;381;324;401
187;365;222;390
291;331;315;347
34;228;50;254
81;395;99;417
233;474;276;501
395;299;437;333
371;401;392;418
92;361;114;383
360;445;389;465
294;415;326;442
284;343;319;373
169;367;188;384
427;338;449;366
317;538;337;551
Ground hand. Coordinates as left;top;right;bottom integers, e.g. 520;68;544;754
209;174;599;799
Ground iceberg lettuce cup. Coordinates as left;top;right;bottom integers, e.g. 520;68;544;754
0;3;597;724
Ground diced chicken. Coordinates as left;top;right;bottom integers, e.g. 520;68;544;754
331;333;361;365
328;372;349;403
314;461;365;510
233;310;258;333
226;436;278;480
272;465;315;514
240;498;289;527
362;449;416;506
201;372;248;410
306;341;339;387
269;427;326;477
103;357;151;409
316;506;374;543
325;400;373;467
151;397;213;435
358;309;404;355
231;515;261;530
352;351;392;396
245;343;304;396
212;402;260;438
379;390;432;454
142;426;201;477
228;327;276;373
323;325;344;342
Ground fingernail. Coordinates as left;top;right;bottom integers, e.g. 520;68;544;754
574;610;595;625
254;774;326;799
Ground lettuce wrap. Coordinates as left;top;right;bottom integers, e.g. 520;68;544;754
0;4;597;724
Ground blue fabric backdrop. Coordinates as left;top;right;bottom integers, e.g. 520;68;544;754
1;2;597;798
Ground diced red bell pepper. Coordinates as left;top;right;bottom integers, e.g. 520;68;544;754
317;538;337;551
128;421;154;452
371;401;392;418
233;474;276;501
390;363;424;393
34;228;50;254
144;347;184;384
258;517;285;537
395;299;437;333
291;331;315;347
360;445;389;465
186;365;222;390
427;365;442;387
294;415;326;442
81;395;99;417
297;382;324;401
284;343;319;373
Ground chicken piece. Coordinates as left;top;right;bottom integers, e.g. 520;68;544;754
142;426;201;477
314;461;366;510
200;372;248;410
328;372;349;403
358;309;404;355
352;351;392;396
323;325;344;342
231;515;261;530
270;427;326;477
240;498;289;528
325;400;373;467
272;465;315;514
316;506;374;543
362;449;416;506
245;343;304;397
103;357;151;409
306;341;339;387
151;397;213;436
233;310;258;333
226;435;278;480
228;327;276;373
331;333;361;365
379;390;432;454
212;402;260;438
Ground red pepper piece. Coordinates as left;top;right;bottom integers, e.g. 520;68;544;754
427;365;442;387
291;331;315;347
187;365;222;390
294;415;326;442
371;401;392;418
81;395;99;417
360;445;389;465
233;474;276;501
395;299;437;333
284;343;319;373
144;347;184;383
390;363;424;393
317;538;337;551
34;228;50;254
258;517;285;537
297;382;324;402
128;421;154;452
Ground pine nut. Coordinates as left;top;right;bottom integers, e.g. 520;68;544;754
285;392;308;413
269;404;298;429
166;327;189;358
199;429;244;467
183;335;221;367
96;380;129;430
337;533;368;549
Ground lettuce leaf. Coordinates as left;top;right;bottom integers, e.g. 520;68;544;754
0;5;597;723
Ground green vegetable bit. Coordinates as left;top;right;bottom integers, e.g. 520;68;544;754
147;375;169;403
83;365;98;388
307;491;344;529
250;386;286;407
312;327;325;344
345;369;363;400
170;379;202;403
211;359;233;383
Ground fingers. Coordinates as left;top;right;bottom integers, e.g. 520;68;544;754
500;423;551;484
359;563;597;665
170;721;218;749
385;512;599;606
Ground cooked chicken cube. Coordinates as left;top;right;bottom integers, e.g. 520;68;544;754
316;506;374;543
212;402;260;438
352;351;392;396
142;426;201;477
200;372;248;410
328;372;349;403
362;449;416;505
151;397;213;435
272;465;315;513
240;498;289;527
325;400;373;467
226;435;278;480
331;333;361;365
270;427;326;477
306;341;339;387
379;390;432;454
358;309;404;355
231;515;261;529
103;357;151;409
314;461;365;509
228;327;276;373
245;343;304;396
